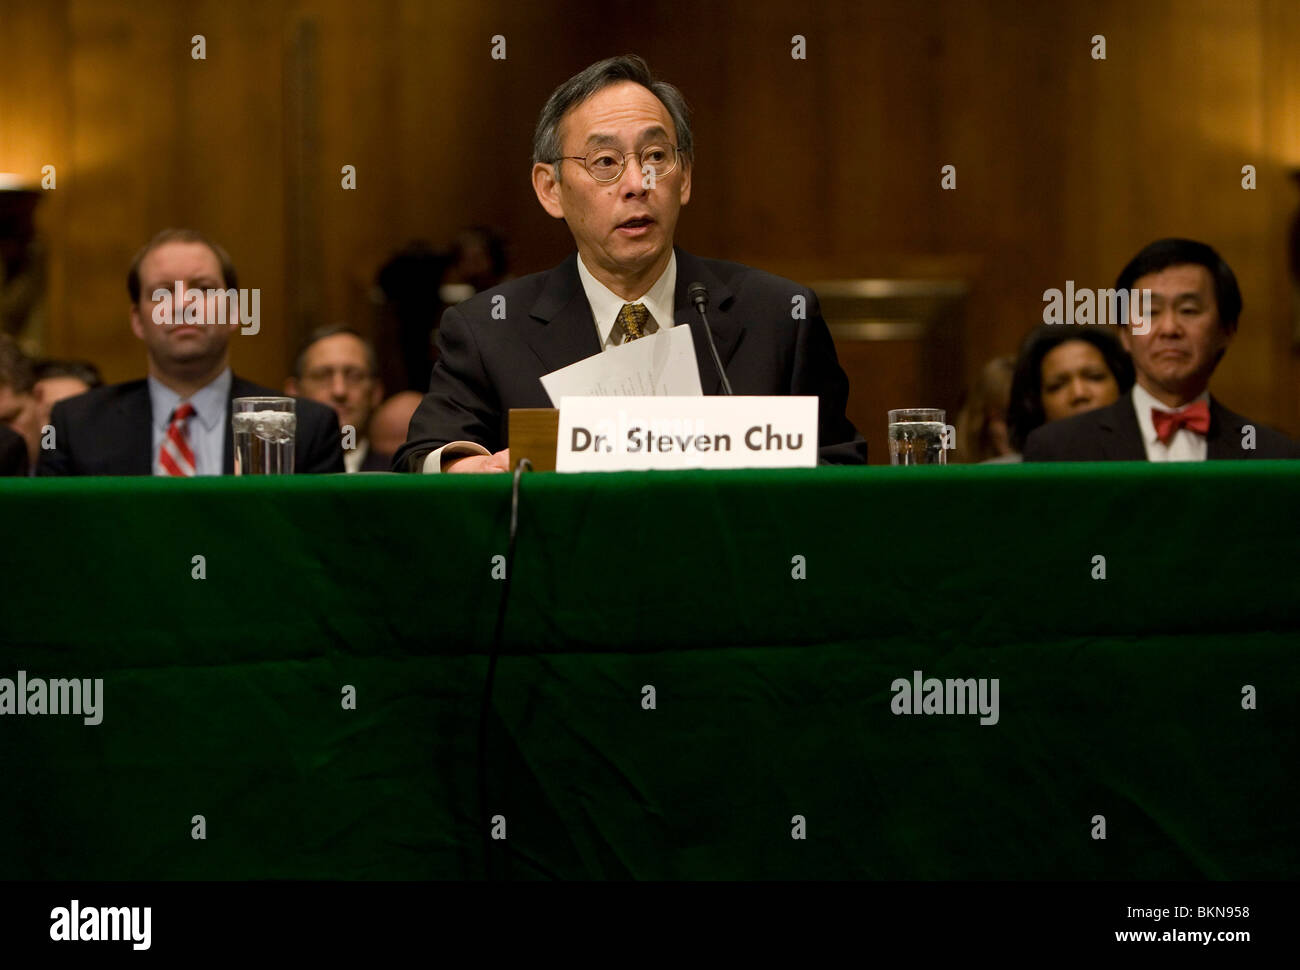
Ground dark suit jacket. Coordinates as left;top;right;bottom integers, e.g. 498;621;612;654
395;248;867;469
359;445;393;472
0;425;28;476
1023;392;1300;461
36;375;345;475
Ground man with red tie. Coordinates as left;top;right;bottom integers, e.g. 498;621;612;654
37;229;343;476
1024;238;1300;461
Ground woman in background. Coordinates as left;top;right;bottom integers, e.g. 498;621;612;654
1006;324;1135;457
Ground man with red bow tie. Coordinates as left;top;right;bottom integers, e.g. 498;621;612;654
1024;238;1300;461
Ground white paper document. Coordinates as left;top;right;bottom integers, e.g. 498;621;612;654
539;324;702;405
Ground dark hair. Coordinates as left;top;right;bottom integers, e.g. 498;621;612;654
533;55;693;180
291;325;379;381
1007;324;1136;451
1115;237;1242;333
32;358;103;389
0;334;35;394
453;226;509;278
127;228;238;304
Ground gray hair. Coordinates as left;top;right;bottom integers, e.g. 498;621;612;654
532;55;693;181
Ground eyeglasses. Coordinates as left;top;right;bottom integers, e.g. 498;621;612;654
554;145;682;183
302;366;373;387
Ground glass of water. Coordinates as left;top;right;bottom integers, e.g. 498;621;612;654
888;408;947;465
232;397;296;475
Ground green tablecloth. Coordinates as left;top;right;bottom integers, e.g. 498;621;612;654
1;464;1296;879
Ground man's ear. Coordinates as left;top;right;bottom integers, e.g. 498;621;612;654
284;378;300;396
1211;322;1235;368
1119;324;1132;355
532;163;566;219
129;303;146;341
370;380;385;409
678;158;691;207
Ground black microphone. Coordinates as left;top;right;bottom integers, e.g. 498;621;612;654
687;282;733;395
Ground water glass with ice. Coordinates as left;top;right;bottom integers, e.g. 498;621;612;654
888;408;947;465
232;397;296;475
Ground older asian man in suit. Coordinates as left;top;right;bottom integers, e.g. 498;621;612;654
38;229;343;476
1024;238;1299;462
395;55;866;473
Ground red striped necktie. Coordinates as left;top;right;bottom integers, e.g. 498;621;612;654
159;402;197;476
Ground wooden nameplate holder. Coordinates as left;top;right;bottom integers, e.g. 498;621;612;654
508;408;560;471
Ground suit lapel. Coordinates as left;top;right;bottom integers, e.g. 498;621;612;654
672;249;741;396
525;253;602;375
1206;396;1244;459
524;249;744;396
1097;394;1147;460
122;383;155;475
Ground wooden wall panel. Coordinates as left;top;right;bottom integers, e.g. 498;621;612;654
0;0;71;352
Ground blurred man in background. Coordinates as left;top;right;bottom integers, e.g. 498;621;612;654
286;326;387;472
39;228;343;475
370;391;423;468
31;358;102;441
33;358;101;404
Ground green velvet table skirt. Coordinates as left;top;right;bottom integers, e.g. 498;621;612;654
1;463;1295;879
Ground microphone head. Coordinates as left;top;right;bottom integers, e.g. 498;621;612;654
687;282;709;310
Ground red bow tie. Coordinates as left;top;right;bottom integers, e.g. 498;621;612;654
1151;400;1210;445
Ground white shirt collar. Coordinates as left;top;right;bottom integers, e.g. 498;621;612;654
148;367;232;432
576;250;677;350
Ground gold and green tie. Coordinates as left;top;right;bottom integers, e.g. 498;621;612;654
616;302;651;343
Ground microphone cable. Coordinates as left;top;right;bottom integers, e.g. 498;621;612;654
478;456;563;881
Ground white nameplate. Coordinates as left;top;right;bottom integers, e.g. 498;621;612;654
556;396;818;472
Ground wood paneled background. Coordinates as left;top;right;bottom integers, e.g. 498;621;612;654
4;0;1299;458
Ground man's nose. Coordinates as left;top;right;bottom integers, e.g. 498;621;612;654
330;374;349;398
619;156;649;196
1151;307;1182;338
1069;378;1093;403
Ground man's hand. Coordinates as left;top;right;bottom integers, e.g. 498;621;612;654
444;448;511;473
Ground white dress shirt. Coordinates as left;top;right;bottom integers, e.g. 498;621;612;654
344;438;371;474
148;368;232;475
578;250;677;349
421;252;678;473
1131;383;1210;462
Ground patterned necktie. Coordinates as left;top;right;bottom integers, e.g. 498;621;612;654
616;302;652;343
159;402;197;476
1152;400;1210;445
